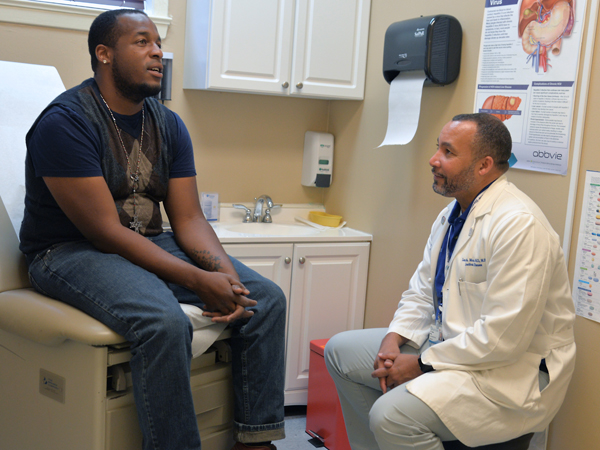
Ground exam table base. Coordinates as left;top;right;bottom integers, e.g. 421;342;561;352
0;327;234;450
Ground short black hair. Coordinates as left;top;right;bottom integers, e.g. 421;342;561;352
88;8;148;72
452;113;512;173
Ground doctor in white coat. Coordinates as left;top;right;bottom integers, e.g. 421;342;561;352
325;113;576;450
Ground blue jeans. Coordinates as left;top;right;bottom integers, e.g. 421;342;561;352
27;233;286;450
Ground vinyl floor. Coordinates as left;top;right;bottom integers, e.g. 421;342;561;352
276;406;320;450
274;406;547;450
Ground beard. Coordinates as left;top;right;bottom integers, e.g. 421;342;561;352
432;161;476;198
112;57;161;103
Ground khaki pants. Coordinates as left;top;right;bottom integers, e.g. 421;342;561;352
324;328;549;450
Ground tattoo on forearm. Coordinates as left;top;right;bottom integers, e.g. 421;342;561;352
191;248;223;271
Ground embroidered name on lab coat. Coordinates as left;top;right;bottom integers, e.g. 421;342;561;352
462;258;486;267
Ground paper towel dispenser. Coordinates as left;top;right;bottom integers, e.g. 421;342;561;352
383;15;462;86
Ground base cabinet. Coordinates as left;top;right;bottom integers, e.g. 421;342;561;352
223;241;369;405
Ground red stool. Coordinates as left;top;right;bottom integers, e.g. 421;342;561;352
306;339;351;450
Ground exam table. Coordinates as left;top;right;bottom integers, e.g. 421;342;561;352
0;195;235;450
0;60;233;450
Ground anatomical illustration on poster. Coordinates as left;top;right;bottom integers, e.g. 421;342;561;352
474;0;586;175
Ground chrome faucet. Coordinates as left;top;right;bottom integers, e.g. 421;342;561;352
253;195;273;222
233;196;280;223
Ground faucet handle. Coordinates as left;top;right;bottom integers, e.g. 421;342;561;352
262;204;281;223
233;204;252;223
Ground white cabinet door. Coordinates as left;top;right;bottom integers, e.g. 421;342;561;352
284;242;369;404
222;242;293;362
183;0;295;95
222;243;293;301
183;0;370;99
290;0;371;99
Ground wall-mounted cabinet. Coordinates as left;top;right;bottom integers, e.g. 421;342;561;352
183;0;371;100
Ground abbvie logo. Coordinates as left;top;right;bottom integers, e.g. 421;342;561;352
532;150;563;160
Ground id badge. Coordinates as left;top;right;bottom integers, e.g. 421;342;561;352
429;320;443;345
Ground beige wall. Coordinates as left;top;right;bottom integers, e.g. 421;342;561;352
328;2;594;449
327;1;574;327
0;9;329;205
554;7;600;448
1;1;597;448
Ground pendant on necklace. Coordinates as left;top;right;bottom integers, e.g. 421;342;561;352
99;92;146;235
130;194;141;233
130;215;142;233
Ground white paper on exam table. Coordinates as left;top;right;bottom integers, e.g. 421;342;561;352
0;61;66;236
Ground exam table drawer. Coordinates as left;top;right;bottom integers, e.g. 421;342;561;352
105;355;233;450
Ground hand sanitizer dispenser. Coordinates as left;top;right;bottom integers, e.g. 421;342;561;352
301;131;333;188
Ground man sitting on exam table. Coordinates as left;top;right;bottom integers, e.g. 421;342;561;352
18;9;285;450
325;113;576;450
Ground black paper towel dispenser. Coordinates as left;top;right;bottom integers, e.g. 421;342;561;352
383;15;462;86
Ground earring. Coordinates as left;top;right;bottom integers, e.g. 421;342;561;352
103;60;108;64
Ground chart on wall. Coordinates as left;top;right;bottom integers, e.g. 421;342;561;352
572;171;600;323
473;0;587;175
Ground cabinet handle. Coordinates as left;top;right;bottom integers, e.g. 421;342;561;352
282;81;289;88
285;257;291;264
296;82;303;89
299;257;306;264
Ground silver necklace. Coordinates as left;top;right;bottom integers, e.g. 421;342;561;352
99;93;145;233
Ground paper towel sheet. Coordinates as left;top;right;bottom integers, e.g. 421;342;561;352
180;303;228;358
0;61;66;235
378;71;428;147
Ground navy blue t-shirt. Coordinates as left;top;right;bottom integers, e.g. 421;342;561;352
28;106;194;179
20;97;196;260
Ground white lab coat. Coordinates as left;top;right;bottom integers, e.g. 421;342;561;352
387;175;576;447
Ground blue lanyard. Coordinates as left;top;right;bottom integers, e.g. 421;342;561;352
433;183;493;322
434;204;468;322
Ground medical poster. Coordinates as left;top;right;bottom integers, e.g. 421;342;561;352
572;171;600;323
474;0;586;175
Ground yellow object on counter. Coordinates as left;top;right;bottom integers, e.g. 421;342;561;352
308;211;342;227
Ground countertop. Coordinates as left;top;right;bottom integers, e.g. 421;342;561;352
209;204;372;244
